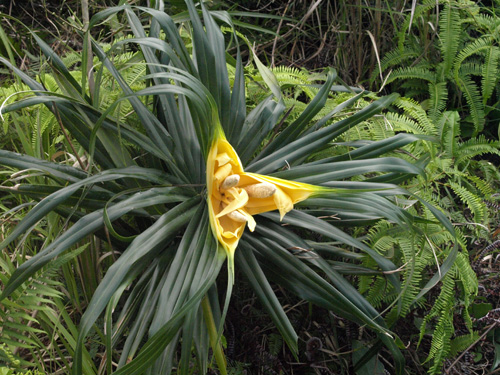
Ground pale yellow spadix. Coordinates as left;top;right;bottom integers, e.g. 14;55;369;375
207;130;321;257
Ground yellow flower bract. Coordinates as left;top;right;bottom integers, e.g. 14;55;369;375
207;134;318;256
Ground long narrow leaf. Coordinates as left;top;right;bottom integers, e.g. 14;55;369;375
247;93;399;174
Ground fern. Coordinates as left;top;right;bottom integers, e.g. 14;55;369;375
392;236;427;318
370;48;420;84
455;135;500;164
456;173;494;198
454;252;478;329
0;239;89;370
427;82;449;122
439;3;462;76
466;13;500;31
455;73;485;135
481;46;500;103
386;67;436;85
385;112;426;135
364;211;455;324
453;37;492;79
419;272;456;373
449;332;479;357
438;110;460;158
458;61;484;76
480;161;500;182
378;0;500;144
271;66;319;100
346;94;484;373
366;277;393;309
419;252;478;373
449;182;485;223
399;81;430;98
427;313;454;374
394;97;437;135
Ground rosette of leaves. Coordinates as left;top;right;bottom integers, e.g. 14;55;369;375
0;2;458;374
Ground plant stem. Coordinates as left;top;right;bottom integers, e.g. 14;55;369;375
81;0;95;98
201;296;227;375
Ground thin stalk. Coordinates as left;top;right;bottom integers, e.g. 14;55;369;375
0;23;16;65
52;103;86;170
201;296;227;375
82;0;95;100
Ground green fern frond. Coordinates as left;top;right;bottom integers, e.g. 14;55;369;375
0;243;88;367
393;97;437;135
449;182;485;223
272;66;310;81
419;271;455;344
366;277;391;308
454;251;478;296
427;229;456;248
427;314;454;373
464;174;494;197
453;228;468;252
399;81;431;99
419;272;456;373
437;111;460;158
449;332;479;357
38;73;59;92
346;115;395;142
62;51;87;68
273;67;320;100
456;135;500;164
384;113;425;134
455;74;485;135
396;236;429;317
386;67;436;85
478;160;500;182
458;61;483;76
428;82;449;122
124;63;147;88
453;37;492;80
439;3;462;76
464;13;500;32
454;250;477;333
372;235;398;255
481;46;500;103
370;48;420;84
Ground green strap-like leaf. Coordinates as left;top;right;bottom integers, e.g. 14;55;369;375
247;93;399;174
255;221;388;323
235;245;298;356
226;47;246;145
272;157;423;184
255;68;337;160
91;40;178;161
31;33;88;102
121;9;202;179
262;209;401;291
237;96;286;165
137;7;197;75
309;133;435;164
115;257;173;366
241;235;390;335
1;193;198;301
103;240;225;375
0;149;87;182
72;198;202;374
0;167;179;253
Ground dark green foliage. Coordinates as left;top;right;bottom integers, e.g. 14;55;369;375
0;2;456;374
1;1;497;374
373;0;500;138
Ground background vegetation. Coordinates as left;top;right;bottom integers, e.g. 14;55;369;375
1;1;500;374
